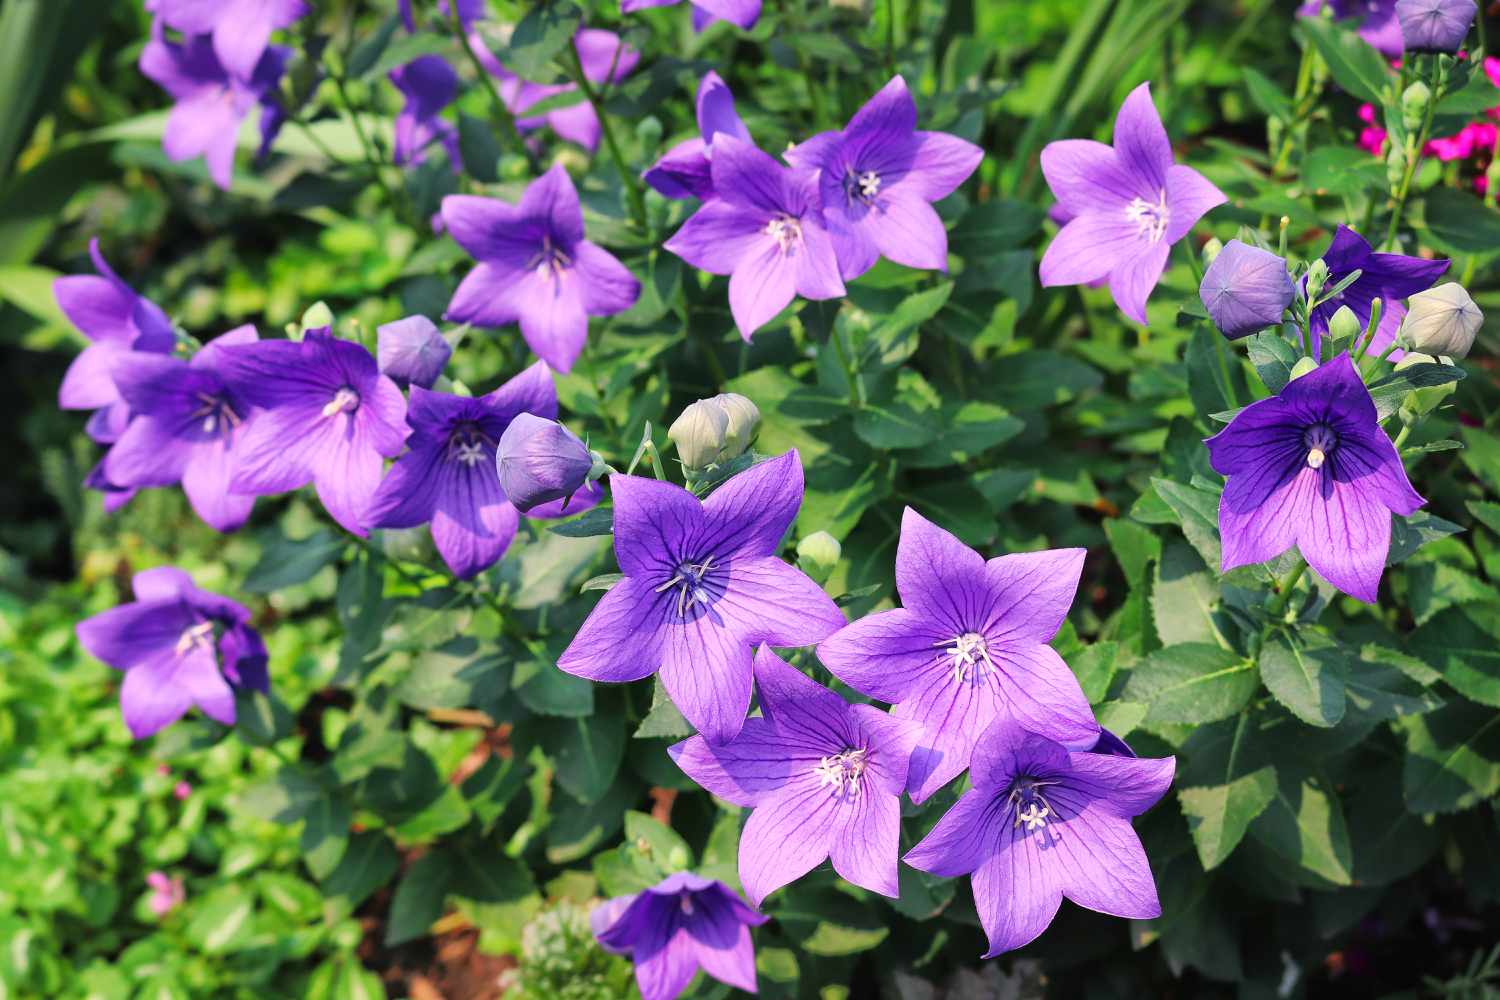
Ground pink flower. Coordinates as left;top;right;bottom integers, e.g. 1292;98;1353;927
147;872;185;917
173;781;191;800
1357;104;1388;156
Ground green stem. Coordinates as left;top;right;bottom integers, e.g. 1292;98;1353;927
828;328;863;408
449;6;535;170
1391;424;1412;452
1352;297;1383;362
1213;329;1240;409
568;46;647;232
329;75;397;206
1265;558;1308;620
1383;60;1443;250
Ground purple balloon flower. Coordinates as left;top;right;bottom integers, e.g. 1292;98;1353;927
105;325;261;532
1039;81;1225;324
145;0;308;83
784;75;983;281
478;30;640;153
399;0;487;32
376;315;452;389
138;21;290;191
557;451;845;744
1198;239;1295;339
55;239;176;444
366;362;575;579
664;135;846;339
620;0;762;31
390;55;461;169
1396;0;1476;51
904;717;1174;957
1308;225;1449;360
591;872;767;1000
219;329;408;537
643;71;751;201
495;412;595;514
1298;0;1405;56
671;646;924;904
86;460;141;514
817;508;1099;804
76;566;269;739
441;165;641;373
1205;352;1426;602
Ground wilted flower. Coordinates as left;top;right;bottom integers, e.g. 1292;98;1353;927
817;508;1099;803
557;451;845;743
1205;352;1426;603
1299;0;1404;56
390;55;461;169
219;329;408;536
1401;281;1483;358
1198;239;1294;339
784;75;983;280
76;567;268;738
496;412;597;515
671;647;923;903
442;165;641;373
1396;0;1477;51
146;0;307;81
377;315;453;389
591;872;767;1000
664;136;846;339
147;872;186;917
904;718;1174;957
1039;82;1226;324
1307;225;1449;360
620;0;761;31
643;71;751;201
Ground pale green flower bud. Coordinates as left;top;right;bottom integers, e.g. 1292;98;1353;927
1201;237;1223;269
1328;305;1362;344
668;397;730;471
1386;144;1407;189
1290;356;1320;380
796;531;841;584
1395;351;1458;413
300;301;334;332
1401;282;1483;359
712;392;760;459
1305;259;1330;302
1402;81;1431;132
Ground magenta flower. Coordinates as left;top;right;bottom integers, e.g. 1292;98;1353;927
1039;81;1225;324
904;717;1174;957
817;508;1099;803
643;71;751;201
145;0;307;82
592;872;767;1000
376;315;452;389
174;781;192;800
147;871;186;917
664;135;846;339
1307;225;1449;360
105;325;261;532
1205;352;1425;602
76;567;269;739
557;451;845;744
219;329;407;536
390;55;461;169
442;165;640;373
620;0;762;31
671;646;923;904
784;75;983;281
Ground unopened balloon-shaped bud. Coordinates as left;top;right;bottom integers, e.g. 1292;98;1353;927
1201;237;1224;269
1328;305;1362;344
668;397;731;471
713;392;760;459
377;315;452;389
1401;281;1482;359
299;301;333;334
1199;240;1294;339
497;413;595;514
1290;356;1320;380
796;531;842;584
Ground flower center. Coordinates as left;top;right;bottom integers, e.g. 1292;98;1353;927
679;893;695;915
765;214;803;254
937;631;997;685
175;620;216;656
190;392;241;438
1302;423;1338;470
447;422;494;467
813;747;868;799
321;386;360;418
1008;777;1062;838
654;554;718;618
528;235;572;278
1124;190;1170;244
844;168;881;205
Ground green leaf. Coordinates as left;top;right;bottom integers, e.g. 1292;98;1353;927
320;832;398;908
1399;700;1500;813
778;889;891;956
384;851;454;946
1297;17;1392;104
1150;478;1224;571
498;1;583;78
300;796;352;882
1366;362;1466;420
852;369;942;449
1179;767;1278;871
633;678;693;739
542;700;625;803
992;350;1102;409
185;886;255;955
450;843;535;904
236;771;324;824
1419;186;1500;255
233;688;294;746
1242;67;1294;122
548;505;613;537
1410;604;1500;707
1246;330;1298;394
1467;499;1500;535
1249;768;1354;886
1300;146;1384;195
393;786;472;843
242;528;346;592
1259;630;1348;728
904;400;1023;468
0;264;64;325
1122;643;1258;724
947;199;1045;256
1152;541;1220;646
361;32;453;81
1387;512;1464;565
395;638;507;712
1407;563;1500;627
1461;425;1500;494
513;656;594;717
623;811;693;873
346;15;402;77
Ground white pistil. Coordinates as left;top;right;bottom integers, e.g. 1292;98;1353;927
190;392;240;436
321;387;359;418
454;441;487;467
765;215;803;254
654;554;716;618
937;631;997;685
1306;447;1326;469
175;621;215;656
856;170;880;200
1008;779;1062;837
528;236;572;278
813;747;868;799
1302;423;1337;471
1124;189;1170;244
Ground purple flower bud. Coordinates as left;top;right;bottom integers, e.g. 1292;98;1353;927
1198;239;1294;340
496;412;594;514
1396;0;1476;51
377;316;452;389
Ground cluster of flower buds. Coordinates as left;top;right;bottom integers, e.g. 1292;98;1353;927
666;392;761;472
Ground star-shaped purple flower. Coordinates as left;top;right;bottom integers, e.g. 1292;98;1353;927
591;872;767;1000
620;0;761;31
1039;81;1225;324
105;325;260;533
904;717;1174;957
146;0;308;82
1307;225;1449;360
479;30;640;153
1205;351;1426;603
1299;0;1405;56
784;75;983;281
671;646;923;904
138;20;290;191
76;566;269;739
664;136;846;339
390;55;461;170
557;451;845;744
55;239;176;444
442;165;640;373
643;71;751;201
219;329;407;537
817;508;1099;804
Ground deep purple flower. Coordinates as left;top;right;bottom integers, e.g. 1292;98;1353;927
557;451;845;743
399;0;486;32
480;30;640;153
671;646;924;904
664;136;846;339
218;329;407;536
366;362;570;579
1199;239;1295;339
146;0;308;82
1298;0;1405;56
105;325;260;532
904;718;1174;957
377;315;452;389
1308;225;1449;359
1039;81;1226;324
784;75;983;281
643;71;751;201
76;566;269;738
55;239;176;443
592;872;767;1000
1396;0;1476;51
1205;352;1426;602
495;412;594;514
138;21;290;191
441;165;640;373
817;508;1099;803
620;0;761;31
390;55;461;169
